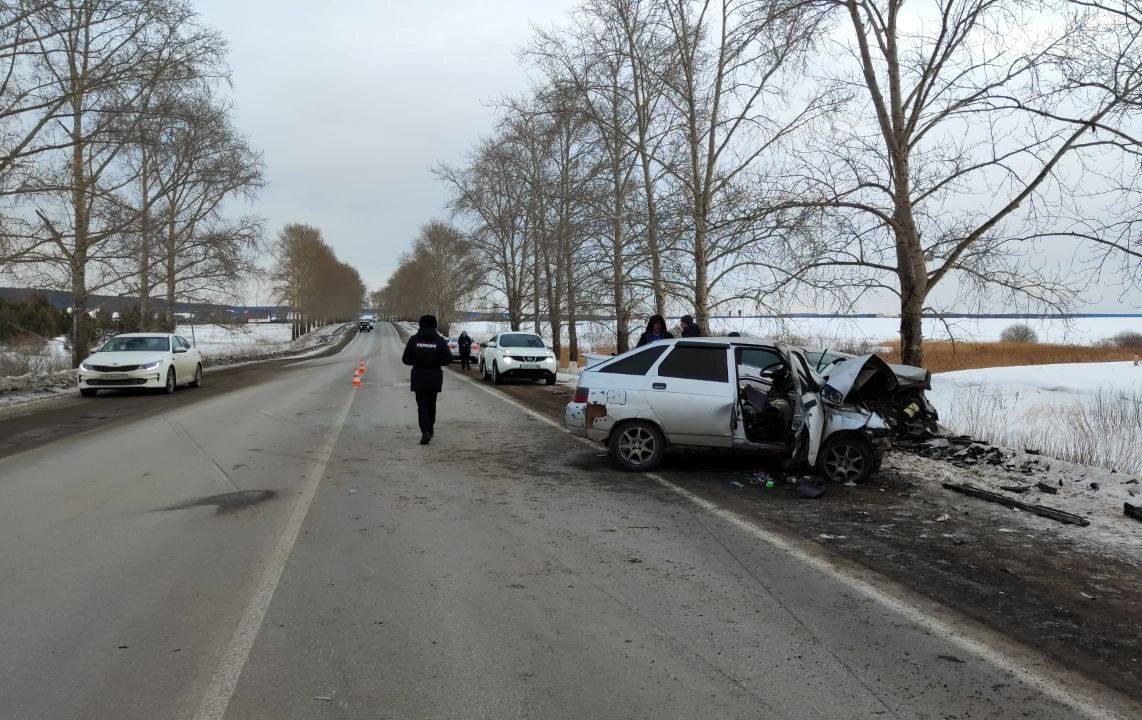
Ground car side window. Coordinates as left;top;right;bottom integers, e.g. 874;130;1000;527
178;336;191;349
172;337;184;350
657;346;729;383
738;348;781;370
599;345;667;375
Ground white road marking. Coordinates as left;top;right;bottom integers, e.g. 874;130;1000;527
449;368;1137;720
193;386;357;720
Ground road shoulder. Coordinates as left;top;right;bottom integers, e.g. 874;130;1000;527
451;364;1142;707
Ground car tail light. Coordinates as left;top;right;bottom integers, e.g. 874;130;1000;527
573;387;589;403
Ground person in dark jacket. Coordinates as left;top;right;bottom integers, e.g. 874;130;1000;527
680;314;702;338
402;314;453;445
457;331;473;370
636;314;674;347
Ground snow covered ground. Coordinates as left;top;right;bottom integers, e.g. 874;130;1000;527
175;322;294;358
930;362;1142;475
451;315;1142;350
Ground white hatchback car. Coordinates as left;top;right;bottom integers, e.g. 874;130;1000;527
78;333;203;397
564;337;893;482
478;331;557;385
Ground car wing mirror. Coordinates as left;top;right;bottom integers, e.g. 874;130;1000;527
174;347;186;354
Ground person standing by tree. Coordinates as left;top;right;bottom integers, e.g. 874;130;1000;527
402;314;452;445
457;330;473;370
636;314;673;347
679;315;702;338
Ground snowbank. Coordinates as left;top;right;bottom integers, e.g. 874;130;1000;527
929;362;1142;474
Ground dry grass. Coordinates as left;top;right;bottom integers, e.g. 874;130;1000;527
878;340;1138;373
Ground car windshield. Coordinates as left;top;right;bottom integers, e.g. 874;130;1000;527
500;333;544;348
98;336;170;352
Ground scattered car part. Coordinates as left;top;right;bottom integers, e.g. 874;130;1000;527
942;482;1090;527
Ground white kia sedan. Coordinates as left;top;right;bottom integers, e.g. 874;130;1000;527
78;333;203;397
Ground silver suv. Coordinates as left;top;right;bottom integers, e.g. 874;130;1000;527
564;337;894;483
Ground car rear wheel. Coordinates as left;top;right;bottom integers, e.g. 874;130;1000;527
163;368;176;394
80;388;97;398
189;363;203;388
609;420;666;472
817;434;875;483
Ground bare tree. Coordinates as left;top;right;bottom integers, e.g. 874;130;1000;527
767;0;1142;364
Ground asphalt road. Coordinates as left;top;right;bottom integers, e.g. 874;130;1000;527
0;323;1131;719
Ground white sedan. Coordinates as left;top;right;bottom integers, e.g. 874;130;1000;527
78;333;204;397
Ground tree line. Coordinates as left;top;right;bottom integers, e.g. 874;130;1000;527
388;0;1142;365
272;223;366;340
0;0;263;366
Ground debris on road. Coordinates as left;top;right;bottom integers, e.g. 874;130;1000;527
941;482;1090;527
1125;503;1142;522
795;476;827;498
1035;481;1058;495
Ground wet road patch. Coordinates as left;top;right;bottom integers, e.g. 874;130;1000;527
159;489;276;514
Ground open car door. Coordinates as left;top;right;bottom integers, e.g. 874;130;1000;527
780;345;824;465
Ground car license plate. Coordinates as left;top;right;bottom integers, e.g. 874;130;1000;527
103;373;128;379
520;363;539;369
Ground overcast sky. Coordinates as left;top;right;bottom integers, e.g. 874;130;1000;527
195;0;576;301
194;0;1139;313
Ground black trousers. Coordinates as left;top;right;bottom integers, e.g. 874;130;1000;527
415;391;438;434
459;351;471;369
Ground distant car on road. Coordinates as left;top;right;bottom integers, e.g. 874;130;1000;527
478;331;557;385
445;335;480;361
359;320;373;332
78;333;203;397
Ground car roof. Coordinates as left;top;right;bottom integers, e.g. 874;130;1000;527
640;336;783;347
110;333;173;337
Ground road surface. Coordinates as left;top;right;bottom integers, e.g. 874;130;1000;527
0;323;1129;719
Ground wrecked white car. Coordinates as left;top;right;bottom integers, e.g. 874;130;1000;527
564;337;892;482
807;349;939;438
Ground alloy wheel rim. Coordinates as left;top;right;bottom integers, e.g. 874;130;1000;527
618;427;656;465
824;444;866;482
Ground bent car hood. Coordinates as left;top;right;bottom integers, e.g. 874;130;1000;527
822;354;899;405
83;351;168;367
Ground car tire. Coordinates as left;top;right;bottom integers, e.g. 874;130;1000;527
189;363;203;388
817;433;875;483
492;362;503;385
545;374;556;386
80;388;97;398
480;361;488;382
609;420;666;472
163;367;176;395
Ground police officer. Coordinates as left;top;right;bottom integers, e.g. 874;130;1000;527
402;314;452;445
458;330;473;370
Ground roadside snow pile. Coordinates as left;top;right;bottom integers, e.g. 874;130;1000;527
176;323;293;359
0;368;74;394
929;362;1142;474
180;322;349;365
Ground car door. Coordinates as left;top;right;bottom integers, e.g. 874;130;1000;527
645;343;734;447
783;346;824;464
179;336;201;371
172;336;193;377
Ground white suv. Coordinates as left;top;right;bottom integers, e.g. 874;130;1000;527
478;331;557;385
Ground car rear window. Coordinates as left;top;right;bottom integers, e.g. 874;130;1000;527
657;346;728;383
599;345;667;375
